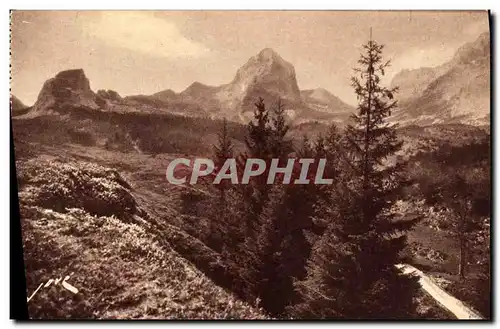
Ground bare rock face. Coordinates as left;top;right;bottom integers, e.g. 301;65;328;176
390;67;440;102
217;48;302;117
32;69;98;113
97;89;122;102
390;32;490;126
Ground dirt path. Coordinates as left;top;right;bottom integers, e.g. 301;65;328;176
397;264;483;320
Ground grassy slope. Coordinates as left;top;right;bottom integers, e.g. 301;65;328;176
17;156;267;319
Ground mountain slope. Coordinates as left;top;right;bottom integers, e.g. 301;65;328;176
152;89;177;103
301;88;354;113
11;95;30;116
390;32;490;126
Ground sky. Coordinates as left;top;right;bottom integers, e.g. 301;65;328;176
11;10;489;106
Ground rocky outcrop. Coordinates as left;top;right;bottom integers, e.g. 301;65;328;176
32;69;99;113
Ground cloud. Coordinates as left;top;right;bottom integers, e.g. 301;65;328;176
83;12;210;59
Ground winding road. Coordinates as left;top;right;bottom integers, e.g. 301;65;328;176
397;264;483;320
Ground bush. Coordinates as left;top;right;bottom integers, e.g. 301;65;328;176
66;128;96;146
17;159;138;218
447;277;490;319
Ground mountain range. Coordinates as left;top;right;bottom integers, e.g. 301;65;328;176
389;32;490;126
13;32;490;127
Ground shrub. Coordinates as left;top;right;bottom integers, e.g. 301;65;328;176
17;159;137;218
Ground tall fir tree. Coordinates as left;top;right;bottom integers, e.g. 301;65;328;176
245;97;272;160
292;35;420;319
242;98;273;235
236;99;318;316
213;118;234;203
210;118;234;251
269;99;293;160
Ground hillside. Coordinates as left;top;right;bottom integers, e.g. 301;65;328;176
17;156;267;319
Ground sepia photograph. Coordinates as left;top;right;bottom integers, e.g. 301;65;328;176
9;10;491;320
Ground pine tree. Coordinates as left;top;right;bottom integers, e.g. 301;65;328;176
235;98;318;316
241;98;273;235
213;118;234;203
292;35;419;319
269;99;292;159
245;98;272;160
313;134;326;159
210;118;234;251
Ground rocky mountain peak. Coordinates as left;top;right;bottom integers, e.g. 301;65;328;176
32;68;98;113
389;32;490;126
256;47;283;62
452;31;490;66
216;48;301;115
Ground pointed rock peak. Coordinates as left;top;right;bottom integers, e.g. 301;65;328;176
257;48;282;61
51;68;93;92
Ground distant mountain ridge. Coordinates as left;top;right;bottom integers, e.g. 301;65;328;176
21;33;489;127
11;95;27;111
145;48;355;124
390;32;490;126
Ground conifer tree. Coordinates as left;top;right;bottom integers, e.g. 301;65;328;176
245;98;272;160
292;36;419;319
231;98;271;238
210;118;234;251
313;134;326;160
269;99;292;159
236;99;316;315
213;118;234;205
